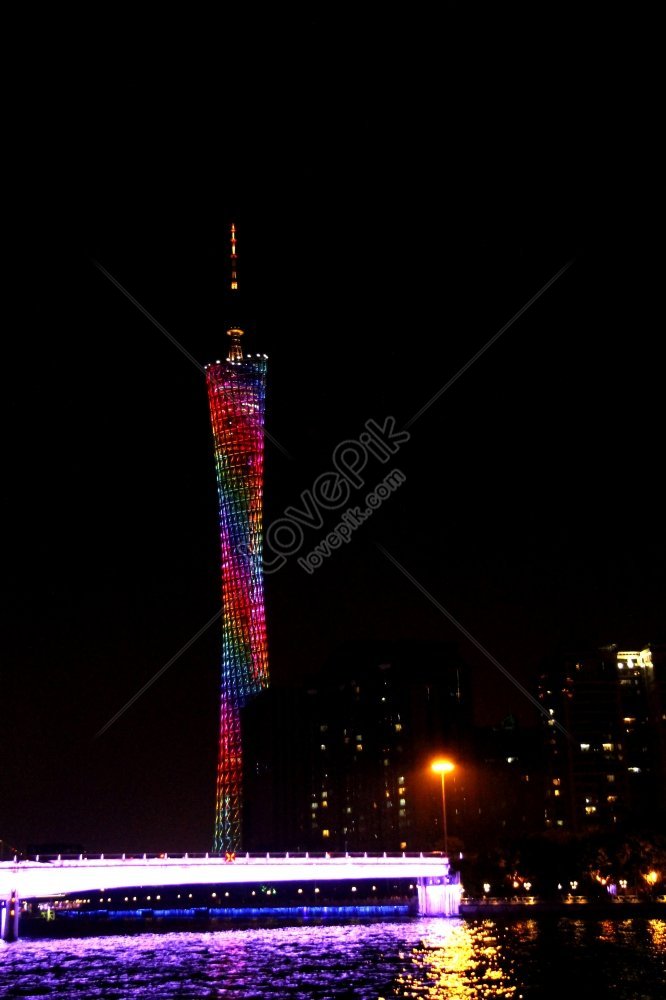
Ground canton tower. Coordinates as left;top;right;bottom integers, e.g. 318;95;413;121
205;224;269;853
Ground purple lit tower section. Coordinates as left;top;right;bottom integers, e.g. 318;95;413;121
205;225;269;853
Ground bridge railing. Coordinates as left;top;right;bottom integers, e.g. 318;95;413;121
12;851;449;864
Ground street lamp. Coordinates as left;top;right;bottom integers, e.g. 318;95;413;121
431;758;455;855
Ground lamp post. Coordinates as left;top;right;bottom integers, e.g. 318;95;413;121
431;759;455;855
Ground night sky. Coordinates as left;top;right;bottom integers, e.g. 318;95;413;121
3;13;661;854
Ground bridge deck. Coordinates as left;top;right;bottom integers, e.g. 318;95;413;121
0;853;452;900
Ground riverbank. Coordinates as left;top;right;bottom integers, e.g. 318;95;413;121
460;896;666;918
18;902;417;938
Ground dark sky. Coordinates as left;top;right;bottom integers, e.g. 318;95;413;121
2;12;661;854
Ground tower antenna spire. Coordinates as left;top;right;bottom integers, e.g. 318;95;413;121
227;222;244;361
230;222;239;292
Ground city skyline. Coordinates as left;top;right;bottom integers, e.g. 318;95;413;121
3;172;662;855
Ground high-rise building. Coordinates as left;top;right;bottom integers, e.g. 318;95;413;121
242;639;474;852
463;715;545;845
538;642;666;833
205;225;269;852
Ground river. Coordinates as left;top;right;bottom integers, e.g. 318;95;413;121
1;915;665;998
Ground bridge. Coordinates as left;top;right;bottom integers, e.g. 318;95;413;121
0;851;460;940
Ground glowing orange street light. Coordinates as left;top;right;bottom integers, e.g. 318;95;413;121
431;759;455;855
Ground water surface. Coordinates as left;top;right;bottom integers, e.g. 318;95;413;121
1;916;665;998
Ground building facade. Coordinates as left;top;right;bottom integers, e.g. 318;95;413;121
242;640;475;852
538;642;666;833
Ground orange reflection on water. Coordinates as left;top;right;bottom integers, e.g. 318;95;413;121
392;919;518;999
510;919;538;944
648;918;666;951
597;919;620;944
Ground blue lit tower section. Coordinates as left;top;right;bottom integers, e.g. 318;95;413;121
205;224;269;853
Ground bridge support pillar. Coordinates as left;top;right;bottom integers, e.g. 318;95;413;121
416;876;461;917
1;891;20;942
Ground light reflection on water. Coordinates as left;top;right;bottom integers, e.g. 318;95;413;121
394;919;517;999
0;916;665;999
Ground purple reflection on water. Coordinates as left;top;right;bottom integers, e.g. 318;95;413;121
0;920;484;999
1;917;665;999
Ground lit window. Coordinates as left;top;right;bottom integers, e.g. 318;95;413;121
554;790;560;797
628;767;641;773
607;774;615;783
322;830;330;838
602;743;614;752
506;756;516;763
356;744;363;751
552;778;561;786
395;723;402;732
320;744;327;751
585;805;597;815
580;743;590;751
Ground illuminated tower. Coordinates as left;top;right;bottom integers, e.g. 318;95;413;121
205;224;269;852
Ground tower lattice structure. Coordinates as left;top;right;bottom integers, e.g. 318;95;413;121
205;225;269;852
